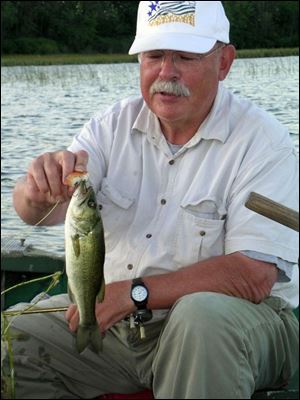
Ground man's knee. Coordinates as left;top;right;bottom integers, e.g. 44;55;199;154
167;291;242;338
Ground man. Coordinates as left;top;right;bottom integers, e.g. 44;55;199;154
8;1;299;399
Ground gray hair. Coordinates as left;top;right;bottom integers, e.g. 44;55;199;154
150;79;190;97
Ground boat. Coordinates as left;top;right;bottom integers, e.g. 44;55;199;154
1;238;66;310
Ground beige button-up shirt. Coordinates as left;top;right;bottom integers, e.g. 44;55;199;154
69;83;299;309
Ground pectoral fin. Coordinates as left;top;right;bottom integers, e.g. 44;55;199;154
71;234;80;257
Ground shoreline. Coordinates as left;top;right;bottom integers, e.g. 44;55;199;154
1;48;299;67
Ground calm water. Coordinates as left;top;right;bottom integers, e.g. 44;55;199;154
1;57;299;255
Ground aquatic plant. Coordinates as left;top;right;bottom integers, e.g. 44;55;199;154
1;271;64;399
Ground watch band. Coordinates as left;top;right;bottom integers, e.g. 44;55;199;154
132;277;144;285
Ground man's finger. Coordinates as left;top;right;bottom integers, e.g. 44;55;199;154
65;304;77;321
74;150;89;172
65;304;79;332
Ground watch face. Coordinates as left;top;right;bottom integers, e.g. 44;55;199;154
132;285;148;302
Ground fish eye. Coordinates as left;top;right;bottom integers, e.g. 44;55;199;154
88;200;96;208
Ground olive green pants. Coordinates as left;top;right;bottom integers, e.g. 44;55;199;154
3;292;299;399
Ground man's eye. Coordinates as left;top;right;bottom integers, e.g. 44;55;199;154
179;55;197;62
148;54;163;60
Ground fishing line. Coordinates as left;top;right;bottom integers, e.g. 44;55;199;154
1;200;68;317
34;200;61;226
2;177;85;253
1;200;61;254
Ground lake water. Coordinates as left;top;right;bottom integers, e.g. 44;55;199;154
1;57;299;256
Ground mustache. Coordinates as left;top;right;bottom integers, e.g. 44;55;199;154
150;79;190;97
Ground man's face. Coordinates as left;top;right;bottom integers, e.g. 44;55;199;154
140;46;228;135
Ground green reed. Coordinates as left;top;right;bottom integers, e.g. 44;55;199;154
1;48;298;67
1;271;64;399
1;53;138;66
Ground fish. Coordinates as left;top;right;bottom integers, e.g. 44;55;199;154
64;172;105;353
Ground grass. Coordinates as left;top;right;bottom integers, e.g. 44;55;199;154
236;47;299;59
1;48;299;66
1;53;138;66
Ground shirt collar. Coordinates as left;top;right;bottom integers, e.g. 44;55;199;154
132;82;231;146
198;82;231;144
132;100;164;147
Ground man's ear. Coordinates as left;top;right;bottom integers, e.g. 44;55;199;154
219;44;236;81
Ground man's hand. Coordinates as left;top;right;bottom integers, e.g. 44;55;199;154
26;149;88;205
65;280;135;335
13;149;88;225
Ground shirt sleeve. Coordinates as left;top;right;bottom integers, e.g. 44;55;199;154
240;250;294;282
225;121;299;265
67;115;113;193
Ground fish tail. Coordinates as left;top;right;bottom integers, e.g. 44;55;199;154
90;325;103;353
76;324;102;353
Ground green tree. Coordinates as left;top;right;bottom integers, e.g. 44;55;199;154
223;1;299;49
1;1;298;54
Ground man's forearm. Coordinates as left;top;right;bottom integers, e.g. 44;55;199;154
143;252;278;309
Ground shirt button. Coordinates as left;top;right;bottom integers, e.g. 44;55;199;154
169;160;175;165
161;199;167;205
146;234;152;239
127;264;133;270
98;204;103;210
199;231;206;236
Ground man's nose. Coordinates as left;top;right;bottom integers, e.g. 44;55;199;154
158;54;180;80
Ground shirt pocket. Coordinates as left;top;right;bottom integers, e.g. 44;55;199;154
173;199;226;266
97;178;135;251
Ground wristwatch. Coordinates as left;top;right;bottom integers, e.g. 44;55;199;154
130;278;153;323
131;278;149;309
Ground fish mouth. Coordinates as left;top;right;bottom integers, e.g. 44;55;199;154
74;181;93;206
75;180;90;193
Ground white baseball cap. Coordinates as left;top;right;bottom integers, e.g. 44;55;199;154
128;1;230;55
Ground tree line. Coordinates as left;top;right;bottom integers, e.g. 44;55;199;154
1;1;299;55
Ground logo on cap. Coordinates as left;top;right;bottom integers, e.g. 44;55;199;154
147;1;196;27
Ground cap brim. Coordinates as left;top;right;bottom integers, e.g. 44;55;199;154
128;33;217;55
